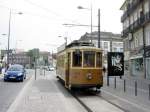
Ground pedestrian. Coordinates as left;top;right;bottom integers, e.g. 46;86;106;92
103;66;106;75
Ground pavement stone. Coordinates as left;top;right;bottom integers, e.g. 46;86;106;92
9;72;86;112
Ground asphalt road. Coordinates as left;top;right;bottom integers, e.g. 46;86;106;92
0;69;34;112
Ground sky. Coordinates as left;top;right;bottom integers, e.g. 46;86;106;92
0;0;124;53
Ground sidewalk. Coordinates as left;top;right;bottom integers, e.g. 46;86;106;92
102;76;150;112
0;73;3;79
7;71;86;112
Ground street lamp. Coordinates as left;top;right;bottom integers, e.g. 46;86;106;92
77;4;93;42
7;9;23;65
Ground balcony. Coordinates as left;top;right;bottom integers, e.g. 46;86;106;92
121;26;130;38
121;0;143;22
122;11;150;37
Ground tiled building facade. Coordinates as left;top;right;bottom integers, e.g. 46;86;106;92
121;0;150;79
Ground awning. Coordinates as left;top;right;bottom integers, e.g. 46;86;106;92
130;55;143;59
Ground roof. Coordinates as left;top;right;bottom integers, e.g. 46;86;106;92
120;0;128;10
66;40;94;48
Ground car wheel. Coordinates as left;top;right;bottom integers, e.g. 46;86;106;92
4;79;7;82
21;78;24;82
24;75;26;79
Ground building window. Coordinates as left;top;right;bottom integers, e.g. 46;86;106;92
104;42;108;49
131;41;134;49
146;58;150;79
145;28;150;46
131;58;143;77
135;36;138;48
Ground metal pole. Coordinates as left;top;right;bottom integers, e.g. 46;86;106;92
124;79;126;92
135;81;137;96
98;9;100;48
107;75;109;86
114;77;116;89
35;58;36;80
7;9;11;65
148;84;150;100
90;3;93;43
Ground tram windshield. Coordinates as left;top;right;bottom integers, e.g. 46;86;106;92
96;52;102;67
72;51;82;67
83;51;95;67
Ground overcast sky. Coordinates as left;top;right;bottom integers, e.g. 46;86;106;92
0;0;124;52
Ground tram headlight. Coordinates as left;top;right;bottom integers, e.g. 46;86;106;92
86;73;92;80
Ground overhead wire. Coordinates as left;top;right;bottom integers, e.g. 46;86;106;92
22;0;81;25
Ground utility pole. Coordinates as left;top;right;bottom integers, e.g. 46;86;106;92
98;9;100;48
7;9;11;65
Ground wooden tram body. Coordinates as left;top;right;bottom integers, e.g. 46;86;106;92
56;41;103;89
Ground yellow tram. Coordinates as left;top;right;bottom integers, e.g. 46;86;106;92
56;40;103;90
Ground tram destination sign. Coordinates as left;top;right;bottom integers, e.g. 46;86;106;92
107;52;124;76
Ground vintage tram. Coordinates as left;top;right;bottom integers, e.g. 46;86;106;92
56;40;103;90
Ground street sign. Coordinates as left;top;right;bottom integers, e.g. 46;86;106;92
107;52;124;76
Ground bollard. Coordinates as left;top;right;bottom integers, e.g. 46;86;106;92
44;68;45;76
124;79;126;92
107;76;109;86
149;84;150;100
114;77;116;89
35;67;36;80
135;81;137;96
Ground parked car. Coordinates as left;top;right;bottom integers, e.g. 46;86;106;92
4;64;26;82
48;66;55;71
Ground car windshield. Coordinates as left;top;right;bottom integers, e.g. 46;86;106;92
8;66;23;71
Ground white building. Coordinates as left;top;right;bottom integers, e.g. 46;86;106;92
120;0;150;79
79;31;123;67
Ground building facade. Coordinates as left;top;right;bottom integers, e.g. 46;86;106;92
9;52;30;67
121;0;150;79
79;31;123;67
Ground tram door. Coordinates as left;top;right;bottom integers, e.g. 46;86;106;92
66;53;70;87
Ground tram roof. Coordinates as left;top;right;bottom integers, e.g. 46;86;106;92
66;40;94;48
57;40;102;54
67;46;102;51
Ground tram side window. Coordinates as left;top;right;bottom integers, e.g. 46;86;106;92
96;52;102;67
72;51;82;67
83;51;95;67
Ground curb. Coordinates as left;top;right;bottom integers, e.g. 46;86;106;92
7;75;34;112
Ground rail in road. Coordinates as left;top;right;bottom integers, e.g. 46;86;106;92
69;90;128;112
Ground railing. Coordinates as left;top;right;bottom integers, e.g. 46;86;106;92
103;75;150;104
122;11;150;37
121;0;143;22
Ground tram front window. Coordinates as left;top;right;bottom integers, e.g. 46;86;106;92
73;51;82;67
83;51;95;67
96;52;102;67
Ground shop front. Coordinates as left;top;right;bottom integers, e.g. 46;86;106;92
130;56;144;78
145;46;150;79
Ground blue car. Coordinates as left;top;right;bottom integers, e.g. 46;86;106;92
4;64;26;82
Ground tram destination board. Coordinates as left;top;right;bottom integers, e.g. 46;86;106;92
107;52;124;76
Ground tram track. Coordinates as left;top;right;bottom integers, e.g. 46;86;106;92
70;90;94;112
69;90;129;112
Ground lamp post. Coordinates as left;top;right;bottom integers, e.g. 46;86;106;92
7;9;23;66
77;4;93;43
98;9;100;48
